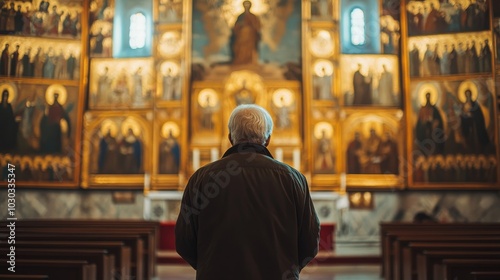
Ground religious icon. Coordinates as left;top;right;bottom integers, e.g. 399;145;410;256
113;68;130;104
234;80;255;105
157;31;183;58
15;90;41;153
0;43;10;76
82;113;151;188
407;32;493;78
348;192;374;209
406;0;490;37
494;18;500;63
409;78;497;186
159;122;180;174
362;128;382;174
344;113;400;176
90;22;113;57
39;84;72;154
0;36;81;80
89;0;114;27
198;89;219;131
313;60;333;100
159;61;182;101
414;83;445;156
352;63;373;105
313;122;335;174
191;0;301;81
0;83;17;153
97;119;120;174
224;70;264;109
230;1;261;65
346;131;363;174
311;0;333;20
380;15;400;55
19;156;33;181
272;88;294;130
310;30;335;58
0;1;83;38
457;80;491;154
342;55;400;107
89;0;113;57
89;58;154;109
0;82;80;186
131;67;146;105
158;0;183;23
96;66;111;103
119;118;143;174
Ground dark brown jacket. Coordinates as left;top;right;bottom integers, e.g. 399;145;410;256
175;143;320;280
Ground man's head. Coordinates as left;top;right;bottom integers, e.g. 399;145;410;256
228;104;273;146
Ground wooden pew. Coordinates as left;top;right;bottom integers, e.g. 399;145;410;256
398;235;500;280
380;223;500;276
0;276;49;279
0;240;130;280
0;259;96;280
14;248;113;280
470;271;500;280
441;259;500;280
380;223;500;280
9;220;159;280
8;230;143;280
417;251;500;280
406;243;500;280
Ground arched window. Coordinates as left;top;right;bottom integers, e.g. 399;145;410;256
129;12;146;49
350;8;365;46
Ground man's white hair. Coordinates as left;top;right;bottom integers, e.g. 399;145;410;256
228;104;273;145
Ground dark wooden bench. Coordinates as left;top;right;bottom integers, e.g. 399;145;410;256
8;219;159;280
398;236;500;280
0;240;130;280
470;271;500;280
416;251;500;280
441;259;500;280
380;223;500;280
7;230;143;280
0;275;49;279
406;243;500;280
14;248;113;280
0;259;95;280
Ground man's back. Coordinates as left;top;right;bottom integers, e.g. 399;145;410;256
175;143;320;280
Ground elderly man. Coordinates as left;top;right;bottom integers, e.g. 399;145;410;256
175;104;320;279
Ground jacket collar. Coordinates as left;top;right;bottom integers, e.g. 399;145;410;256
222;143;274;159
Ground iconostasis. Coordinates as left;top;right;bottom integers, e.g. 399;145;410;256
0;0;498;191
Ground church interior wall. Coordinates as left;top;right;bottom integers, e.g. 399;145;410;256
1;190;499;240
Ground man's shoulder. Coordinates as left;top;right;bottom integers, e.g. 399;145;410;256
194;152;304;179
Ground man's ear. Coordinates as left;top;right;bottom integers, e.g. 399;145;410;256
264;136;271;147
228;133;233;145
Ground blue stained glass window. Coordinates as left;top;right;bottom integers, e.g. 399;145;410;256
129;12;146;49
350;8;365;46
113;0;152;57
